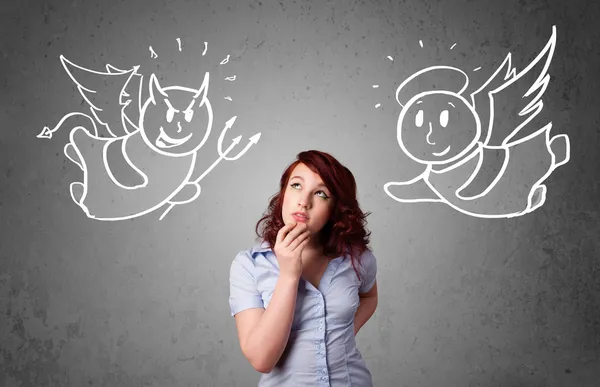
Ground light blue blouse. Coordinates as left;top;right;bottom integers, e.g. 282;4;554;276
229;240;377;387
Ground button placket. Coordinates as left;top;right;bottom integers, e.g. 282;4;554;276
313;293;329;385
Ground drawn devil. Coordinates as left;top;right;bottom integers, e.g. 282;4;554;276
38;57;259;221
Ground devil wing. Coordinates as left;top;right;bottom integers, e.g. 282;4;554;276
60;56;143;138
470;26;557;147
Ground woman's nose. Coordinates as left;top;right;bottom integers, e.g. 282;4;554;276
298;195;311;208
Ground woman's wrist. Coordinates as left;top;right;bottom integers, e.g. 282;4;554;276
278;271;301;284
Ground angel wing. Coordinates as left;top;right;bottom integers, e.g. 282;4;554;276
60;56;143;138
470;25;557;147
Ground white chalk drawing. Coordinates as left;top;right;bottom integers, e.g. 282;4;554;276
176;38;182;51
38;40;260;221
149;46;158;58
383;25;570;218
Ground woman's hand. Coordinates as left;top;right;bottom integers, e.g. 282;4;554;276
273;222;310;279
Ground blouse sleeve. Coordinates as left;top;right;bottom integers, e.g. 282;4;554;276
359;249;378;294
229;251;264;317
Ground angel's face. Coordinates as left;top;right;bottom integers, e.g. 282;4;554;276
397;91;480;165
140;75;213;157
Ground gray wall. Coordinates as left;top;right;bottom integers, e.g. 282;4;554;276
2;0;599;386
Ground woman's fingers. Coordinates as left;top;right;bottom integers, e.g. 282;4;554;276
283;223;308;247
288;229;311;251
276;222;296;246
292;233;311;252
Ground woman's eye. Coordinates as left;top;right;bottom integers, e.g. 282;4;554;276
290;183;328;198
166;108;175;123
415;110;424;127
185;110;194;122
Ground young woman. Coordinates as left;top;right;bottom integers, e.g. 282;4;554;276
229;150;378;386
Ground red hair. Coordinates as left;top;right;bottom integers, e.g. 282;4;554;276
255;150;372;280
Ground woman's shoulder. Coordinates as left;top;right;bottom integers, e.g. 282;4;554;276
347;246;374;259
229;241;276;283
233;240;272;262
356;247;376;268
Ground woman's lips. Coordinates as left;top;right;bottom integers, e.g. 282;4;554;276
292;214;308;222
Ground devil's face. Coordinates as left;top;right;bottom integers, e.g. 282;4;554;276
397;91;480;164
140;74;213;157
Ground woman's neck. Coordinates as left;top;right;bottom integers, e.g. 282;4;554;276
302;241;324;258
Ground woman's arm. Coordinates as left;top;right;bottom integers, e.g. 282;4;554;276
234;273;300;373
354;280;378;336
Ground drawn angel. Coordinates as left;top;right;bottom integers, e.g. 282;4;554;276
38;56;259;221
384;25;570;218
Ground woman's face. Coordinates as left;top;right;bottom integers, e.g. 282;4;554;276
281;163;334;238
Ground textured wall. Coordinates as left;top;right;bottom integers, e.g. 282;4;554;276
1;0;599;386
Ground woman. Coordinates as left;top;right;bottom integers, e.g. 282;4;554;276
229;150;378;386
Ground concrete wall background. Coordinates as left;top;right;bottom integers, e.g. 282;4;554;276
1;0;599;385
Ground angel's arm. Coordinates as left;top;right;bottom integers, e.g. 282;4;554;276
455;145;508;200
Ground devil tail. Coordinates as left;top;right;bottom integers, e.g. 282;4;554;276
37;112;100;139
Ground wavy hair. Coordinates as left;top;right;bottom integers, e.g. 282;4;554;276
255;150;372;280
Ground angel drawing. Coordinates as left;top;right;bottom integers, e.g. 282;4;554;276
384;25;570;218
